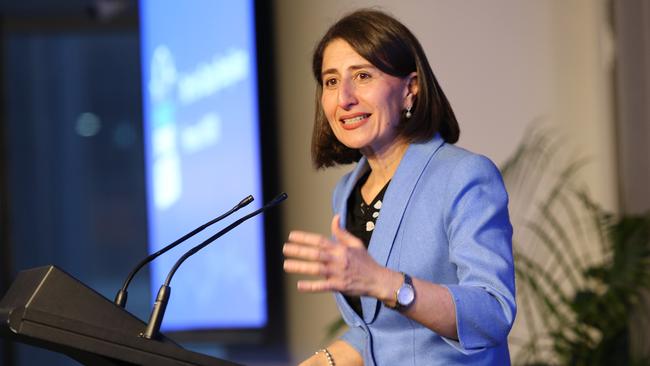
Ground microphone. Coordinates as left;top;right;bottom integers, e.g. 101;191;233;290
141;192;287;340
114;195;254;308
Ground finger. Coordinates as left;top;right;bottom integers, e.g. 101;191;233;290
288;230;334;248
283;243;331;261
331;215;365;248
330;214;342;235
283;259;328;276
296;280;334;292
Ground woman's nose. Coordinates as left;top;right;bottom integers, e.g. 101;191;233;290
337;80;357;109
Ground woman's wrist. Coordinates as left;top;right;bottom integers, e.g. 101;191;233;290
315;348;335;365
371;267;404;305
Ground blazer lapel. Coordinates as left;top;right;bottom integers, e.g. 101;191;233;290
333;160;370;324
361;135;445;322
336;160;370;229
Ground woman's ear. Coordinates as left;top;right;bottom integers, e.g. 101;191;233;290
404;72;418;110
407;72;419;97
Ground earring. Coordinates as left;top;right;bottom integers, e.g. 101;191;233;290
405;92;413;119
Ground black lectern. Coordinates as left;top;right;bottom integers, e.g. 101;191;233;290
0;266;242;365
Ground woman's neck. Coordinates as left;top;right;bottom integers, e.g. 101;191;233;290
360;139;409;198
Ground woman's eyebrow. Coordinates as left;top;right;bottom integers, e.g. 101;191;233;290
321;64;376;78
321;68;339;78
348;64;375;71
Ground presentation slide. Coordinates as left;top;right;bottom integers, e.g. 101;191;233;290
140;0;266;331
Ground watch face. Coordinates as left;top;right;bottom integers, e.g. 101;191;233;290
397;284;415;306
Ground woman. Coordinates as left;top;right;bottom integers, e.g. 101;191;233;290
283;9;516;366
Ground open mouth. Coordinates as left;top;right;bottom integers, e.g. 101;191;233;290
340;113;371;128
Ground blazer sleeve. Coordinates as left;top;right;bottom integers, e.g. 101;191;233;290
339;326;365;355
441;154;516;352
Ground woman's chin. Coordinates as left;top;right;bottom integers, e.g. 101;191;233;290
339;139;369;151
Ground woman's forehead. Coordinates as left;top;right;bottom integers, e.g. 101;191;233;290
321;39;374;74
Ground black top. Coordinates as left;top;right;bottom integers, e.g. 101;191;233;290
344;171;390;317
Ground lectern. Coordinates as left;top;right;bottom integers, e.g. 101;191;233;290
0;266;242;365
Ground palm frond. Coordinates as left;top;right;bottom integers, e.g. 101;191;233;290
505;126;650;366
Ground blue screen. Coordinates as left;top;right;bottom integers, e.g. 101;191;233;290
140;0;266;331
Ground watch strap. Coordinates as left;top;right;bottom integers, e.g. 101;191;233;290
403;272;413;287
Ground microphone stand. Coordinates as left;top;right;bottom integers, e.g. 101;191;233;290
141;192;287;340
114;195;254;308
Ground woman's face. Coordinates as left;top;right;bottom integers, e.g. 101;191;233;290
320;39;415;156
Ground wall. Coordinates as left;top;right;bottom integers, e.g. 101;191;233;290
615;0;650;215
273;0;618;362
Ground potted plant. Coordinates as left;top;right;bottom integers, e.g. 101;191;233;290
504;127;650;366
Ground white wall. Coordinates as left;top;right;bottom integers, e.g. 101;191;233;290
274;0;617;362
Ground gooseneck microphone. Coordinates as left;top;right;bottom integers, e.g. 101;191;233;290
141;192;287;340
114;195;254;308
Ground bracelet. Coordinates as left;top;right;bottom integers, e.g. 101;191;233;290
315;348;335;366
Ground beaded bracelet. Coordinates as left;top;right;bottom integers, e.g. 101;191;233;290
315;348;335;366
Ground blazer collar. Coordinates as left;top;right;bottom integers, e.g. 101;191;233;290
336;135;446;323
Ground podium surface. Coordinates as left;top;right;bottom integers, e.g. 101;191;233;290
0;266;242;366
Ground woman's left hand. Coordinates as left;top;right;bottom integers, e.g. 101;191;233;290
283;215;391;298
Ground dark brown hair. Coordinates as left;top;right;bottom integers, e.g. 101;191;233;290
311;9;460;168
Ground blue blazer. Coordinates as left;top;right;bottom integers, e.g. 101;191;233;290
333;135;516;365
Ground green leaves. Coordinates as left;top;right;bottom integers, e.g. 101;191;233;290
505;126;650;366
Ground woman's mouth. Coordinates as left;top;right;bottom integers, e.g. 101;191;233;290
340;113;371;130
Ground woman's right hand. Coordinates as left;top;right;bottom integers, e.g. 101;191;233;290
283;215;397;302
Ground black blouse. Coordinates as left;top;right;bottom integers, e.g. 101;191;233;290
344;171;390;317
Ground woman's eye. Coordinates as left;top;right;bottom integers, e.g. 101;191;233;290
354;71;372;83
324;78;338;87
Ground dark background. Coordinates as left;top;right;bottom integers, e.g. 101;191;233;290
0;1;285;365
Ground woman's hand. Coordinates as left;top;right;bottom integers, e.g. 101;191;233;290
284;216;459;339
283;215;393;299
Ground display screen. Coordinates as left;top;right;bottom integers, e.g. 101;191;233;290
140;0;266;331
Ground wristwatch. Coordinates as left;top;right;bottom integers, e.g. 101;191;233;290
385;272;415;311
